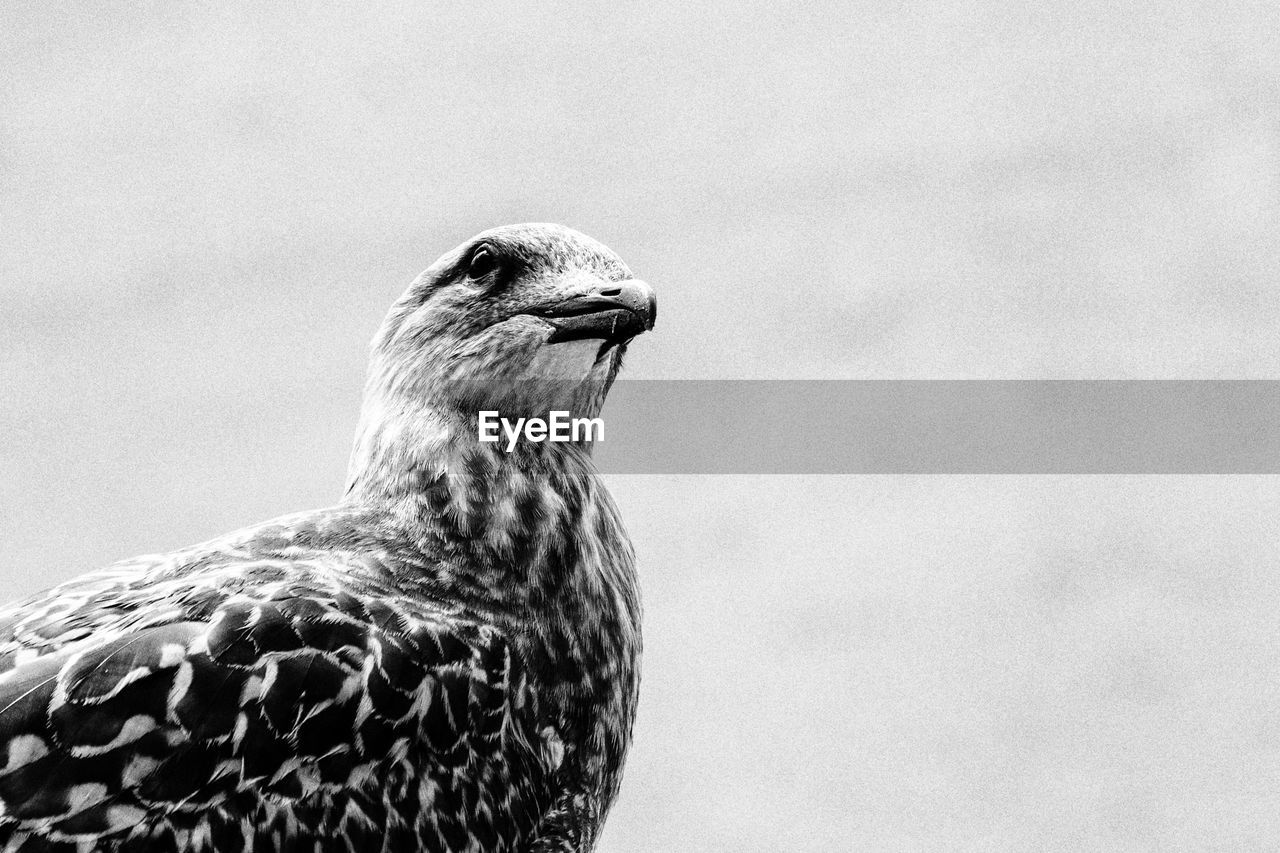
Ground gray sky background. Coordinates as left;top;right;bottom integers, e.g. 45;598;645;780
3;3;1280;850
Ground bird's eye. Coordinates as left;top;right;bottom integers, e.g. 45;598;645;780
466;245;500;280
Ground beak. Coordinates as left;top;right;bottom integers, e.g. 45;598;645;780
535;279;657;345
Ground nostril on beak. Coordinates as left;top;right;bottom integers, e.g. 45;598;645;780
540;279;654;325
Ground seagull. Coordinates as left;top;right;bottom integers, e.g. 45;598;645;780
0;224;655;852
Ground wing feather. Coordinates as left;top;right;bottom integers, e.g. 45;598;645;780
0;559;557;852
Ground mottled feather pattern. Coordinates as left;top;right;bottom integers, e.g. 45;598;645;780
0;451;640;852
0;522;560;851
0;225;647;851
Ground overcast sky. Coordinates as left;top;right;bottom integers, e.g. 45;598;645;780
4;3;1280;850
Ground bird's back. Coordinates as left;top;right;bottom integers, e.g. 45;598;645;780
0;506;565;852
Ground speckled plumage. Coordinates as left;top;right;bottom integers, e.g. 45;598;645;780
0;224;651;852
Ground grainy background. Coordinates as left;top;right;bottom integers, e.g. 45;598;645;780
4;3;1280;850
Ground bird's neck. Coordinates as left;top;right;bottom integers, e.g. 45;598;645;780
344;392;593;503
342;390;642;815
344;393;463;502
343;393;621;604
344;390;640;670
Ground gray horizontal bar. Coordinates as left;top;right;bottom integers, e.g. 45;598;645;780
588;381;1280;473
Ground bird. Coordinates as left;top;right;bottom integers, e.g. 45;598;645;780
0;223;655;852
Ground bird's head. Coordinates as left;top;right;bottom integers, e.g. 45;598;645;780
347;224;655;494
369;223;654;418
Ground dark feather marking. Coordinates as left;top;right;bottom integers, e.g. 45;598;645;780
247;606;304;655
206;608;258;668
172;653;251;740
